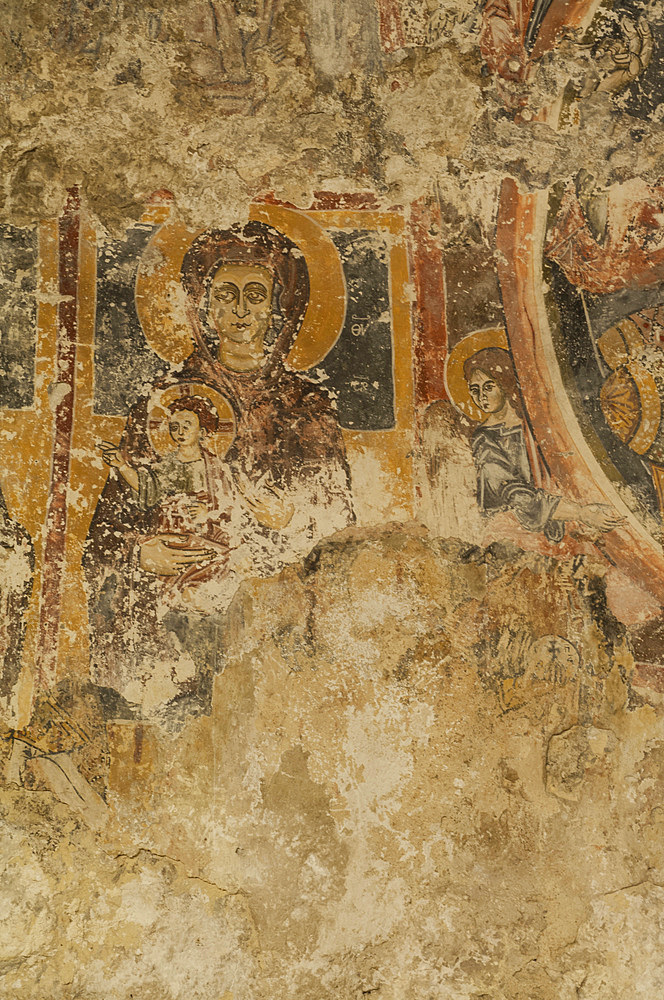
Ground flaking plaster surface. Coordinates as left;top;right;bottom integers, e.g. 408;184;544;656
2;1;664;996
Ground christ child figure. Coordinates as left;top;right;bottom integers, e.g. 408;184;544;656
100;395;237;589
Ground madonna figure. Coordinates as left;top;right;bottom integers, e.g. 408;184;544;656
84;221;354;718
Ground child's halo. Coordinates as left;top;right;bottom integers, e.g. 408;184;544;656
147;382;236;459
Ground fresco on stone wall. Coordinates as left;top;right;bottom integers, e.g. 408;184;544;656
0;196;416;812
6;5;664;994
487;0;664;616
409;0;664;628
1;0;663;826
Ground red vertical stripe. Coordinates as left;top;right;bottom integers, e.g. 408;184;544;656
409;198;447;408
36;188;80;688
376;0;406;52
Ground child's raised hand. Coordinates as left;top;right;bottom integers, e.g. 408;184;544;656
99;441;125;468
99;441;139;493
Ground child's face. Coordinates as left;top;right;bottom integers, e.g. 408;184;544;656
168;410;201;448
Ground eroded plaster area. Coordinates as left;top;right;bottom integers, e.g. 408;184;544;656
1;0;662;231
2;1;664;997
5;531;664;999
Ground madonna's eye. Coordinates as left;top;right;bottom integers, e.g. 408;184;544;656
214;285;238;302
245;284;268;303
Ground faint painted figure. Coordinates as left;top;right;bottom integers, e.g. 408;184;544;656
577;13;653;97
546;171;664;295
479;0;546;84
179;0;285;107
479;1;652;110
4;686;108;831
486;627;582;715
84;221;354;718
465;348;623;539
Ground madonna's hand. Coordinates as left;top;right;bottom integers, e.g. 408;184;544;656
139;534;216;576
242;488;295;531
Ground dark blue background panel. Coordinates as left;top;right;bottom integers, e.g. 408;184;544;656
0;225;38;410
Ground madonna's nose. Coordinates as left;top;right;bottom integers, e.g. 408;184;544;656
234;296;250;317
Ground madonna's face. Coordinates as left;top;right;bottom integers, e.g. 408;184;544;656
208;264;274;368
467;369;506;415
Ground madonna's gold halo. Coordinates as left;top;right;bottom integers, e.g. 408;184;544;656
135;202;346;370
445;327;510;421
147;383;236;459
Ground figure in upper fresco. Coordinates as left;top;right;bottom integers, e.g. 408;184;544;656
0;484;34;715
446;338;624;541
84;221;354;719
479;0;652;111
545;170;664;295
176;0;286;108
479;0;552;92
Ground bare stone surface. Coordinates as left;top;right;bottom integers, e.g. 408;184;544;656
3;527;663;998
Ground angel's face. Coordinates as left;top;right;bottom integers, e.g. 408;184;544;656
468;369;506;414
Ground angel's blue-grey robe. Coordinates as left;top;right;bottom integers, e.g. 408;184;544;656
471;423;564;542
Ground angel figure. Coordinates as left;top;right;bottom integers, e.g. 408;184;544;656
464;347;624;539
